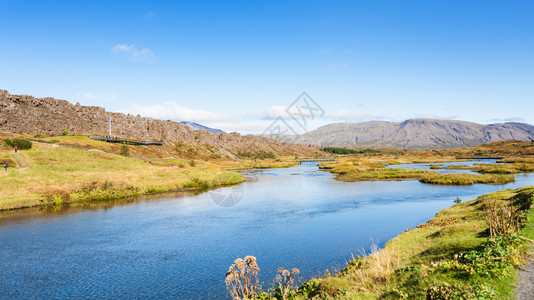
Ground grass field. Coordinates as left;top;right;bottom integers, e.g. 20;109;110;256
0;138;246;210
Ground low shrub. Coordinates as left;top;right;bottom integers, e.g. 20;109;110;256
120;144;130;157
237;150;276;160
3;138;32;150
182;178;209;188
426;283;495;300
74;181;139;201
40;188;71;205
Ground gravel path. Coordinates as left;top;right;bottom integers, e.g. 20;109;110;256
515;246;534;300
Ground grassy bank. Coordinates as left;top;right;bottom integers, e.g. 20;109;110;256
294;186;534;299
419;173;515;185
475;163;534;174
0;141;245;211
336;168;434;182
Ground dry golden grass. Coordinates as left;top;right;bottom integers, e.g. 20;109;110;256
0;142;245;210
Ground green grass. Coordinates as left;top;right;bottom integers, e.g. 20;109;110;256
443;164;476;170
0;143;245;210
336;168;435;182
475;163;534;174
419;173;515;185
294;186;534;299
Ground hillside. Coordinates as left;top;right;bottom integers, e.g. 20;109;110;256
0;90;319;158
289;119;534;149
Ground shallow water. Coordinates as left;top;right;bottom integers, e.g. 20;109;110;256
1;162;533;299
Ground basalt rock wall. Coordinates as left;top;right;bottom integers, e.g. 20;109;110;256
0;90;318;156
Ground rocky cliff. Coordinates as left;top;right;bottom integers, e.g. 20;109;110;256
288;119;534;149
0;90;318;156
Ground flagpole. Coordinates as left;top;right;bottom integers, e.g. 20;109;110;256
109;117;112;136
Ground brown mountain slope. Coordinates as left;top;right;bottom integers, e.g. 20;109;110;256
0;90;319;157
289;119;534;149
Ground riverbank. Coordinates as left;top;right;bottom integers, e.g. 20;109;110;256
296;186;534;299
0;141;247;211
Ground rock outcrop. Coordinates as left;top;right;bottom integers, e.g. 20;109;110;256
0;90;318;156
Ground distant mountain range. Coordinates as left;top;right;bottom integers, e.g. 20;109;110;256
285;119;534;149
180;122;225;133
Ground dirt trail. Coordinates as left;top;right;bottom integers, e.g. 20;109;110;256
11;153;30;171
515;245;534;299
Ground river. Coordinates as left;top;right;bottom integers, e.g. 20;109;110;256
1;161;533;299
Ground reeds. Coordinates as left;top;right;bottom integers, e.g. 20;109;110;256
483;198;520;236
343;243;400;292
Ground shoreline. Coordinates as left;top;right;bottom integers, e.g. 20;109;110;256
0;177;247;213
296;185;534;299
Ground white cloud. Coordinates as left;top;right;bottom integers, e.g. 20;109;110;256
407;113;458;121
121;102;389;135
488;117;526;123
264;105;290;119
131;48;154;60
207;120;276;134
112;44;135;52
124;102;233;123
112;44;154;61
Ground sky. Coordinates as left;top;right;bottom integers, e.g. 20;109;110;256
1;0;533;134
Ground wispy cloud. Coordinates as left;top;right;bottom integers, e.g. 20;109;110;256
124;102;233;123
405;114;459;121
124;102;388;135
112;44;155;61
263;105;290;120
141;11;156;19
488;117;526;123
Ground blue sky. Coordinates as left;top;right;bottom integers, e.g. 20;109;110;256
1;0;533;134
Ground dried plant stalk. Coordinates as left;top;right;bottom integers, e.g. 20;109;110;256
225;256;261;300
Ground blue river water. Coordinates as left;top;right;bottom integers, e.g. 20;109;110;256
1;161;533;299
